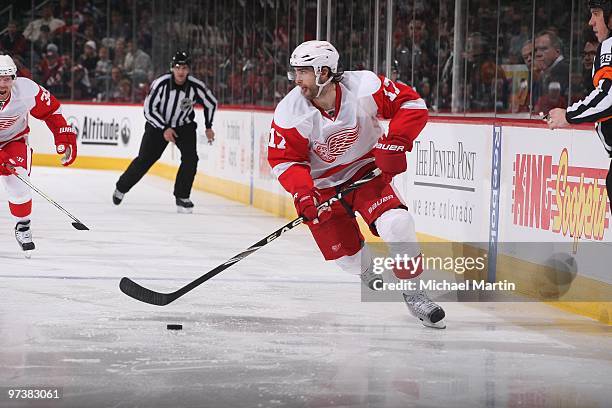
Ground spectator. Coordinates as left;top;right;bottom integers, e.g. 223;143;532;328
103;66;125;101
13;55;33;79
55;0;72;23
394;18;435;88
113;38;127;69
77;10;97;36
535;30;570;98
137;10;153;54
32;25;53;60
273;77;288;100
390;60;407;85
61;53;92;100
109;10;131;40
582;39;599;95
80;40;99;84
124;41;152;85
437;81;452;111
75;24;97;54
95;46;113;95
535;81;567;114
419;77;432;107
23;5;66;42
114;78;132;103
509;25;530;62
512;40;543;113
521;40;537;74
464;32;508;111
37;43;63;87
0;21;27;57
570;72;587;105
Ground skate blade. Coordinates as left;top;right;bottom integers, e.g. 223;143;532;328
177;206;193;214
24;250;33;259
421;318;446;329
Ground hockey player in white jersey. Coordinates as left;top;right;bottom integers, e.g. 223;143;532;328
267;41;446;328
0;55;77;256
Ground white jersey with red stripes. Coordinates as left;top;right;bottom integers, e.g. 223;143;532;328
0;77;68;148
268;70;427;191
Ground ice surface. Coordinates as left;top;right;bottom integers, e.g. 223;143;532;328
1;167;611;407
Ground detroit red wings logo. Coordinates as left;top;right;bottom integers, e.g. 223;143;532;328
0;115;19;130
313;124;360;163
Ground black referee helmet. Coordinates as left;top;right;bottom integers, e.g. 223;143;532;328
589;0;612;23
171;51;191;67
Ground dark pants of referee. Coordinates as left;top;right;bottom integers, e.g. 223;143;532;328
116;122;198;199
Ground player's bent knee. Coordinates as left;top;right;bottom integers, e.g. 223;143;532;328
375;208;416;243
335;247;372;276
4;176;32;204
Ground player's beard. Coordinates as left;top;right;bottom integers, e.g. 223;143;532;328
300;84;318;100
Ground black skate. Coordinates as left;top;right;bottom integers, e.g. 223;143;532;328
15;220;35;258
112;189;124;205
403;290;446;329
176;197;194;214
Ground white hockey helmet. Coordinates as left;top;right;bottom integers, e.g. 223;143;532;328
289;40;340;97
0;55;17;78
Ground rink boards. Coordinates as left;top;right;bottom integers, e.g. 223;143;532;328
27;103;611;323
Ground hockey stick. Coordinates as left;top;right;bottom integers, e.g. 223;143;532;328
2;164;89;230
120;168;382;306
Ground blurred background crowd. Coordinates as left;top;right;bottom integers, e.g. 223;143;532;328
0;0;599;117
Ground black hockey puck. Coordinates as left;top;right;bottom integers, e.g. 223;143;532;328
167;324;183;330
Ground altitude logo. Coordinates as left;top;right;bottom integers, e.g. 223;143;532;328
511;148;610;241
68;115;131;146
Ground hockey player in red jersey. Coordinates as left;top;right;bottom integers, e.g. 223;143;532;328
267;41;446;328
0;55;77;256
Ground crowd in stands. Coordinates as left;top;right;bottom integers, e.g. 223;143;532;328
0;1;600;114
390;1;597;114
0;3;153;102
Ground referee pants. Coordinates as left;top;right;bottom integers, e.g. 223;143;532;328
116;122;198;199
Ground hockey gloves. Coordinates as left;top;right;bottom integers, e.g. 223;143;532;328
0;149;16;176
374;135;407;183
293;188;332;226
54;127;77;166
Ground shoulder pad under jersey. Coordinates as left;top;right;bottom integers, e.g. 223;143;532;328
273;86;318;132
14;77;41;98
340;70;382;98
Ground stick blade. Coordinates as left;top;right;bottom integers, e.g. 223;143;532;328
72;222;89;230
119;277;174;306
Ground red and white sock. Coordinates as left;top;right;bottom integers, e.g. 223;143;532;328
9;200;32;223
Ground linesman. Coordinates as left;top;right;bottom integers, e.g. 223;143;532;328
547;1;612;212
113;51;217;213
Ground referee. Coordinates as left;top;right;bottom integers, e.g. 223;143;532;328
112;51;217;213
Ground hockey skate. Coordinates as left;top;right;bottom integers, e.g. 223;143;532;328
403;290;446;329
112;189;124;205
361;265;383;290
15;220;35;258
176;197;194;214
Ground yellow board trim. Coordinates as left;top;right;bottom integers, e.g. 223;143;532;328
32;154;611;324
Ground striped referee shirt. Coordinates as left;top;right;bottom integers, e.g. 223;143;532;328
143;73;217;130
566;36;612;155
